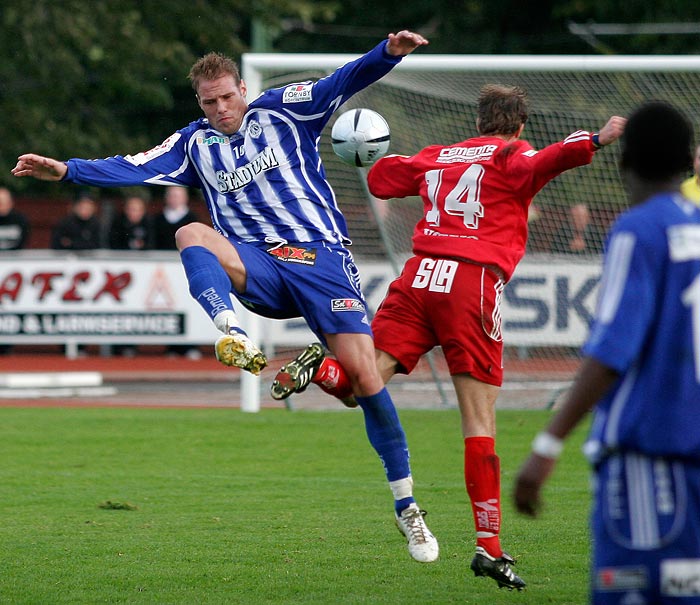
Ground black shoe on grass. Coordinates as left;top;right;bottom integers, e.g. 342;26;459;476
470;546;526;590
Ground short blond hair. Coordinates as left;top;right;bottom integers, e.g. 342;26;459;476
188;52;241;94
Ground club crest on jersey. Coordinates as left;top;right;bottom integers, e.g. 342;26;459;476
331;298;364;312
246;120;263;139
282;83;313;103
267;245;317;265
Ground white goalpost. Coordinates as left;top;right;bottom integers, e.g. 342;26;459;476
239;52;700;412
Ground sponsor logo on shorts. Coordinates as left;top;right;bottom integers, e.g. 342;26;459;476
661;559;700;596
282;84;313;103
595;567;648;592
331;298;364;312
267;245;317;265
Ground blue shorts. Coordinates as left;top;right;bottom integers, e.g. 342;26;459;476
591;452;700;604
232;240;372;346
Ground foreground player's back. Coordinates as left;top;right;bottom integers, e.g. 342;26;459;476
584;192;700;461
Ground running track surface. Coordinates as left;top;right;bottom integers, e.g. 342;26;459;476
0;352;578;410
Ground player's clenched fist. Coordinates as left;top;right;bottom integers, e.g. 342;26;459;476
597;115;626;146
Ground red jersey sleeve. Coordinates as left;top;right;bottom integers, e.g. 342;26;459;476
503;131;596;196
366;150;439;199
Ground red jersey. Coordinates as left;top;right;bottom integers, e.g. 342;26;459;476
367;131;597;280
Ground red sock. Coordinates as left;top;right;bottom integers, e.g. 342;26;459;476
313;357;354;400
464;436;502;558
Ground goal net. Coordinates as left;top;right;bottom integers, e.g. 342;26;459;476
242;53;700;409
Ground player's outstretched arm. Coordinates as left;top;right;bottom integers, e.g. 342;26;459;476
385;30;429;56
11;154;68;181
513;357;618;517
597;115;627;146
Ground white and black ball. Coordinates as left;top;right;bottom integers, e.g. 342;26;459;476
331;108;391;167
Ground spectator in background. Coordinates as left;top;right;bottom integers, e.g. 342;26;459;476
0;187;30;250
153;185;201;360
549;202;603;254
109;194;154;250
0;187;29;354
49;191;102;357
108;194;154;357
51;192;102;250
525;203;547;252
152;185;198;250
680;143;700;204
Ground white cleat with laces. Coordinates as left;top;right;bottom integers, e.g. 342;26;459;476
395;503;439;563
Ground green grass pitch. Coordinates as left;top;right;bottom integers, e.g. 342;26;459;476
1;406;591;604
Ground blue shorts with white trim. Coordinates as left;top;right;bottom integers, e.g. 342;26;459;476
232;240;372;347
591;452;700;604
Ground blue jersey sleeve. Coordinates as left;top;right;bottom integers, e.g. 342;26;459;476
64;127;201;188
583;215;661;373
253;40;403;132
311;40;402;109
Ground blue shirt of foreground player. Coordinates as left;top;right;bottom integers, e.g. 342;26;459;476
62;41;402;248
584;192;700;463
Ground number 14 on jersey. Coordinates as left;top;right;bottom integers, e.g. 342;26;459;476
425;164;485;229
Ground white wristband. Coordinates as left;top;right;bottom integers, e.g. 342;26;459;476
532;432;564;459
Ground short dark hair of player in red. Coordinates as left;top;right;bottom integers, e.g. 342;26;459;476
476;84;529;136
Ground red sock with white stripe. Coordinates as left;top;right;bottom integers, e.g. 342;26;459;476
312;357;354;400
464;436;502;558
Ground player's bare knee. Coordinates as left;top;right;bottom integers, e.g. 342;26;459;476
344;364;385;397
175;222;206;250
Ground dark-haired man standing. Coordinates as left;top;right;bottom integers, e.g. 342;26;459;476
514;101;700;604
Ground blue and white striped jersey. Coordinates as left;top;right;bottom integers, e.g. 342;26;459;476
584;192;700;463
63;40;402;246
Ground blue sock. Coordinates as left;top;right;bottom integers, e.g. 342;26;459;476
180;246;235;321
355;388;415;514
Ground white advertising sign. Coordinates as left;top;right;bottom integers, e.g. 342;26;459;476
0;251;220;345
0;252;601;349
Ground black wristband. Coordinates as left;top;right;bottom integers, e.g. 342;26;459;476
592;133;601;149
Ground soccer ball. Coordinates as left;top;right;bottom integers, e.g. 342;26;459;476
331;108;391;167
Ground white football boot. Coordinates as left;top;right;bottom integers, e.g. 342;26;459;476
395;503;439;563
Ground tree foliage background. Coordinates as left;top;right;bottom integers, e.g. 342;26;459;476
2;0;700;192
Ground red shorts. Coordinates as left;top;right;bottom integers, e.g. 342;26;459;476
372;256;505;386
